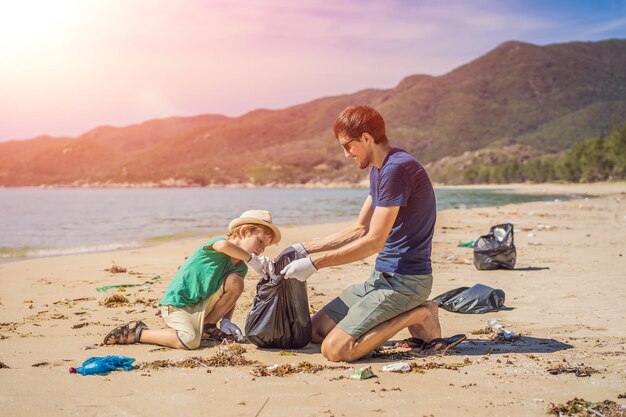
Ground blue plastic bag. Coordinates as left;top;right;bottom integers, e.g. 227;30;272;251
70;355;135;376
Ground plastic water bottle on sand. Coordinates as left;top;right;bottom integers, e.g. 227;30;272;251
486;319;515;340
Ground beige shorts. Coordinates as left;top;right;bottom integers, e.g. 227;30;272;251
161;285;225;350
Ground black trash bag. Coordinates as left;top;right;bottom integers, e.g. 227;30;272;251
432;284;506;314
244;247;312;349
473;223;516;270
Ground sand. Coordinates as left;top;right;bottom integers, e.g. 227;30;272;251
1;182;625;417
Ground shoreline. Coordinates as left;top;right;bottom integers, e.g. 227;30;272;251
1;182;625;416
2;182;622;263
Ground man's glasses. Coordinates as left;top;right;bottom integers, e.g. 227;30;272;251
339;136;360;151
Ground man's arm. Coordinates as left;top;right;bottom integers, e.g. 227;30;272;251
303;196;375;254
310;204;399;269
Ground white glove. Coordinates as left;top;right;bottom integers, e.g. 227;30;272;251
291;243;308;258
247;254;270;276
276;243;308;260
280;257;317;282
220;318;245;342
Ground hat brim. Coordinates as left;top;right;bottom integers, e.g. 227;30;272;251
228;218;281;245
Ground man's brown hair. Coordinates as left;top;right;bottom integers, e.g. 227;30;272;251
333;105;388;145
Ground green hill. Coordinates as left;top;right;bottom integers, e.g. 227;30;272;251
1;39;625;186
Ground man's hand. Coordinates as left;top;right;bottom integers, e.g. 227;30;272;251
280;257;317;282
247;254;270;276
220;318;245;342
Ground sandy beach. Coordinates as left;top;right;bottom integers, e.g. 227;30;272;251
1;182;625;417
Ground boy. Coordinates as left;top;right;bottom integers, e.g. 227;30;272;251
103;209;281;350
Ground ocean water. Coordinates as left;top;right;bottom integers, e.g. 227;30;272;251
0;187;575;259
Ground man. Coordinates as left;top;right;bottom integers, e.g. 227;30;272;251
280;105;465;362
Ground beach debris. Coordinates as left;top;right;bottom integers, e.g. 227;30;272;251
105;263;127;273
140;343;257;371
381;362;411;373
53;297;96;307
351;366;376;380
140;357;214;372
458;240;475;247
486;319;517;342
96;275;162;293
83;343;99;350
409;358;473;374
547;397;624;417
70;355;135;376
547;364;599;377
0;360;10;369
100;294;130;307
251;361;350;377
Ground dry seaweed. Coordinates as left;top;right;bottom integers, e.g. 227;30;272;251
547;364;599;377
547;397;625;417
251;361;350;377
140;357;213;371
139;343;256;371
100;294;130;307
470;328;494;335
409;358;473;374
106;264;127;273
369;347;421;361
0;360;9;369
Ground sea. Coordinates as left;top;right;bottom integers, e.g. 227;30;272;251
0;187;576;260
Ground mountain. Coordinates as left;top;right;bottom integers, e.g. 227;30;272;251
1;39;625;186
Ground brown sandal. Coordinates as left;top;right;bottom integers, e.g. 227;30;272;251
203;324;234;342
103;320;148;345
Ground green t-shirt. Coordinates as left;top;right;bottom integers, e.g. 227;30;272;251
160;237;248;307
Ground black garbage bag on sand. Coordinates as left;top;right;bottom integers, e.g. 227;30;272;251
244;247;312;349
473;223;516;270
433;284;506;314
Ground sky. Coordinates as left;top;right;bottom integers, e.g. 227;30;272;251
1;0;625;142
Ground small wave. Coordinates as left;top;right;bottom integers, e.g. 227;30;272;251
0;242;142;261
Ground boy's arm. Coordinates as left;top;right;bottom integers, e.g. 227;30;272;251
211;239;252;261
302;196;375;253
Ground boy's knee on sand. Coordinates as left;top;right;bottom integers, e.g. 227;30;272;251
224;273;244;295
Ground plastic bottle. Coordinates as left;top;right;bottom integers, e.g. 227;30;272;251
69;355;135;376
486;319;515;340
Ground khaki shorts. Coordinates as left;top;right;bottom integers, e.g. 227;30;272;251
322;270;432;339
161;285;225;350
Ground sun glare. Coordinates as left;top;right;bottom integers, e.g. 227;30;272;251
0;0;89;52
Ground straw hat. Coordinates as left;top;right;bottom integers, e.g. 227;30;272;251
228;210;281;245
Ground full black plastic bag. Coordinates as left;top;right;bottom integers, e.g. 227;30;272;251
432;284;506;314
473;223;516;270
244;247;312;349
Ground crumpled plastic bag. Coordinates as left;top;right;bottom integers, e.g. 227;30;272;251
244;247;312;349
70;355;135;375
432;284;506;314
473;223;516;270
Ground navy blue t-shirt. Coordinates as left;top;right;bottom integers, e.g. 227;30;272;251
369;148;436;275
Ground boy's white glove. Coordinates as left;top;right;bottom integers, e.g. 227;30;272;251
280;257;317;282
247;254;270;276
220;318;245;342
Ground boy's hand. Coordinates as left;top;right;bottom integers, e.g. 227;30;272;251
281;257;317;282
220;318;245;342
247;254;270;276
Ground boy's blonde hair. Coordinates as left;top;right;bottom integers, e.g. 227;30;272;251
227;223;274;241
